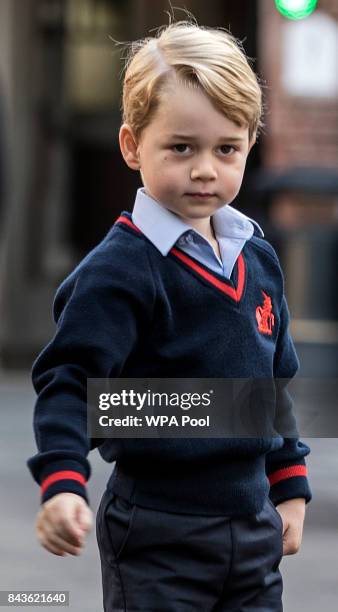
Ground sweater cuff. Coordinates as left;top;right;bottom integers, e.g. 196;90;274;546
267;461;312;506
39;460;89;505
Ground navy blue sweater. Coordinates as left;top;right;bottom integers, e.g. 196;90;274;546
27;212;311;515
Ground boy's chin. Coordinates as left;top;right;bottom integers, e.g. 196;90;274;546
182;202;224;217
164;198;226;219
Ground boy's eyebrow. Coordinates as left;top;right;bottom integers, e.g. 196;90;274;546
167;133;246;143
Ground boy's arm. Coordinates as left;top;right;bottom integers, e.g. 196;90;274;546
27;244;155;506
265;294;312;507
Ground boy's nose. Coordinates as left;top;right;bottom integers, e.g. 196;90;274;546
190;157;217;181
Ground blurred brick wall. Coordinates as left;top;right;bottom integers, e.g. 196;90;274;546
259;0;338;170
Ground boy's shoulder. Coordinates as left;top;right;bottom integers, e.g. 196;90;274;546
53;213;154;311
248;232;282;270
246;232;286;302
67;212;151;277
247;232;284;278
86;213;148;262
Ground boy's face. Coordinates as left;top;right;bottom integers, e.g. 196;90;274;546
120;81;255;223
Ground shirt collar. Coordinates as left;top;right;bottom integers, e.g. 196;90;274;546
132;187;264;256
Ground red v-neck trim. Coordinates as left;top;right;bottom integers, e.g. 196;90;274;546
116;215;142;233
171;247;245;302
115;214;246;303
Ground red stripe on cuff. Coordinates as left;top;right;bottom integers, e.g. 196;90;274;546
41;470;86;495
268;465;307;486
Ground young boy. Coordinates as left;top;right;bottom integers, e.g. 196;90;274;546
28;21;311;612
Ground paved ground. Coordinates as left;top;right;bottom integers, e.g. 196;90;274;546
0;371;337;611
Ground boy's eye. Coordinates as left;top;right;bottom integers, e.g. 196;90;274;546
219;145;236;155
172;144;190;154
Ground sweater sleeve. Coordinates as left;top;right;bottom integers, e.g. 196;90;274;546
265;294;312;506
27;238;155;505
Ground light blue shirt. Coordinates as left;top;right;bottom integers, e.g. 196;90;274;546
132;188;264;279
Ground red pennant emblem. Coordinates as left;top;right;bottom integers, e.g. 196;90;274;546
256;291;275;335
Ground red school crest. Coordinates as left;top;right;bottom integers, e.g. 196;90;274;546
256;291;275;335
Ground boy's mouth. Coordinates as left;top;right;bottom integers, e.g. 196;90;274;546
185;192;216;199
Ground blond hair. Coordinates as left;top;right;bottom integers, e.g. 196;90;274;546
120;21;264;143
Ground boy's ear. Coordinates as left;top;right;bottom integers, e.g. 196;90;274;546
119;124;140;170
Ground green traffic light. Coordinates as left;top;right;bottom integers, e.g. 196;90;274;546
275;0;318;20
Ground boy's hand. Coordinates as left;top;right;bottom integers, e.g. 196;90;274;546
275;497;306;556
36;492;93;557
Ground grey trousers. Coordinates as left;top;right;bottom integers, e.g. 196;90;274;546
96;490;283;612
